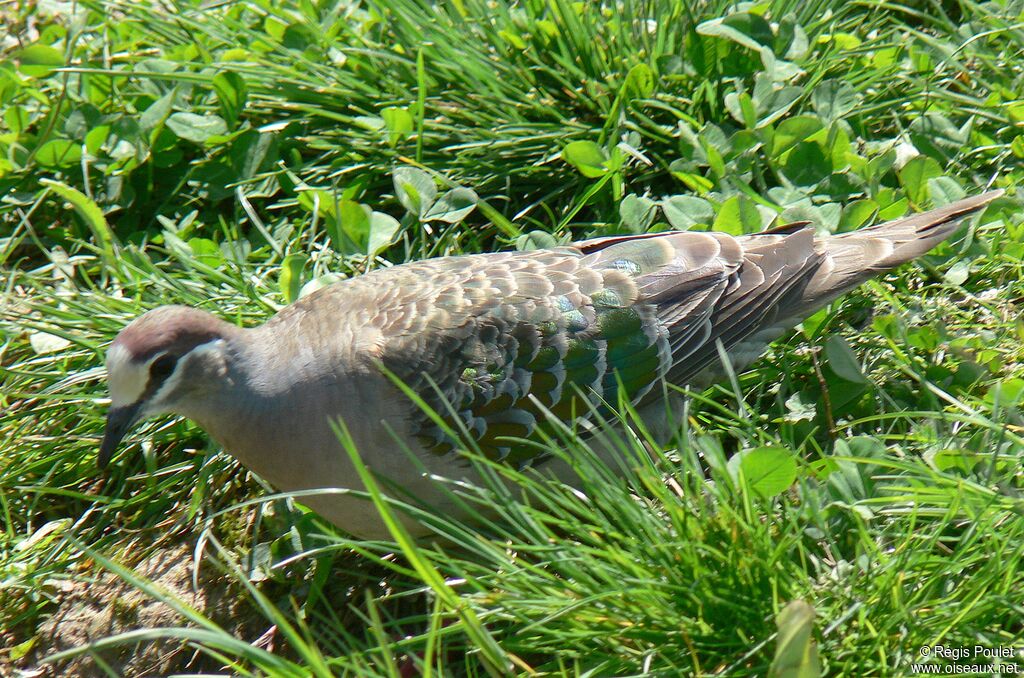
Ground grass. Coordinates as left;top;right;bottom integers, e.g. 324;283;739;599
2;0;1024;674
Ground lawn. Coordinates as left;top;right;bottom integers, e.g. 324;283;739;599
2;0;1023;675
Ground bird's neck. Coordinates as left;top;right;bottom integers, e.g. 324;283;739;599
184;325;396;490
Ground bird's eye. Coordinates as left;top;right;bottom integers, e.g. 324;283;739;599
149;354;178;380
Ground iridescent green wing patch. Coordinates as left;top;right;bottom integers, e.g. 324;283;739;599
376;232;743;464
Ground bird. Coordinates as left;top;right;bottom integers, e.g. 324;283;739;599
99;190;1002;538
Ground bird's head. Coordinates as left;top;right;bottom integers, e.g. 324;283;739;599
99;305;239;468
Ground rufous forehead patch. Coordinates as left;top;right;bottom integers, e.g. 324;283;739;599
113;305;223;363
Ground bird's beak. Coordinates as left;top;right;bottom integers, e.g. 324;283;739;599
98;403;142;469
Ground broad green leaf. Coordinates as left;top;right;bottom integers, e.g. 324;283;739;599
769;601;821;678
825;367;870;417
498;29;526;50
781;202;840;232
837;199;877;232
898;155;943;206
824;335;868;384
234;128;275;180
811;80;857;122
751;75;803;126
771;116;824;157
759;47;803;82
929;448;980;474
823;124;852;168
516;231;559;251
84;124;111;155
909;114;968;160
724;91;758;128
943;260;970;286
40;178;115;265
776;15;809;60
701;136;726;176
734;446;798;498
219;237;251;265
619;194;657;232
876;188;909;220
4;106;29;135
188;237;224;267
783;142;831;187
623;63;654;98
64;103;98;139
1009;103;1024;125
279;253;307;304
393;167;437;218
905;324;941;351
212;71;248;126
18;44;63;77
700;123;729;155
533;19;558;38
927;176;966;206
730;129;757;155
713;195;761;235
675;122;704;160
697;13;774;52
865;149;896;182
35;139;81;168
300;272;346;298
108;118;145;161
382;106;414;146
847;435;887;459
661;195;714;230
367;211;401;256
1012;135;1024;159
166;112;228;143
353;115;385;131
322;202;401;258
784;391;816;422
799;307;829;339
988;378;1024;407
282;22;317;50
424;187;477;223
139;90;176;132
656;54;685;75
562;140;608;178
823;31;861;50
873;46;898;68
297;188;337;218
335;199;371;254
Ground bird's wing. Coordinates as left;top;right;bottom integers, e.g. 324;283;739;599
367;229;794;463
367;191;1000;462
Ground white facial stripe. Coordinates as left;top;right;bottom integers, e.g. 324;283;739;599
108;338;226;413
107;344;148;407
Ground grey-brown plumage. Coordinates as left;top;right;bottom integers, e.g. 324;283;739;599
99;191;1002;537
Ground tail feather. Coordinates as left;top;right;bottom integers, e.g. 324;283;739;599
800;189;1004;309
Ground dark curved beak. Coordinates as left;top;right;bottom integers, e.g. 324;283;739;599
98;403;142;469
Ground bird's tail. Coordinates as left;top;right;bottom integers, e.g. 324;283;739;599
799;189;1004;310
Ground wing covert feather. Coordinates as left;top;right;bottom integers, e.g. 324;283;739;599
367;233;740;462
